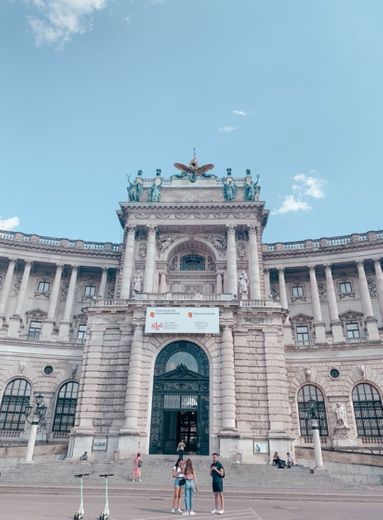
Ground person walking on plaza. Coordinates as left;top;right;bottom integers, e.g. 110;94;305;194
210;452;224;515
171;458;185;514
183;458;199;515
132;452;143;482
177;439;186;460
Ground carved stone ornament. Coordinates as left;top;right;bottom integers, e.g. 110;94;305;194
158;234;174;254
18;362;25;374
304;367;311;382
359;364;366;380
205;234;227;251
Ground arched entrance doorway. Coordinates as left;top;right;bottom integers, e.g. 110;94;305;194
149;341;209;455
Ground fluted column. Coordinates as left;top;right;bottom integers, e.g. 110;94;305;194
278;268;294;345
59;265;78;340
357;260;379;340
220;325;237;431
324;264;345;342
121;323;144;433
143;226;157;293
0;258;16;317
309;266;326;343
41;264;63;340
226;225;238;296
374;258;383;320
120;226;136;299
8;261;32;337
248;226;261;299
264;268;271;299
99;267;108;298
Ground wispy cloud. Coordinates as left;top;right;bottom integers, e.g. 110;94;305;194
272;171;326;215
0;216;20;231
27;0;108;48
218;126;238;134
232;109;254;117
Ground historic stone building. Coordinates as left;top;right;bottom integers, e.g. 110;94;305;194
0;162;382;463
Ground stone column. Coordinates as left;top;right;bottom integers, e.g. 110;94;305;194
41;264;63;340
59;265;78;340
324;264;345;343
99;267;108;299
309;266;326;343
119;323;144;455
248;226;261;299
220;325;237;432
278;268;294;345
374;258;383;320
357;260;379;340
0;258;16;318
226;225;238;296
264;268;271;300
8;261;32;338
143;226;157;293
120;226;136;299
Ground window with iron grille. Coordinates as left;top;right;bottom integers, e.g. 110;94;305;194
180;255;205;271
52;381;79;433
339;281;352;295
295;325;310;345
352;383;383;438
298;384;328;437
84;285;96;297
346;322;360;340
28;320;42;340
0;378;31;431
37;280;51;294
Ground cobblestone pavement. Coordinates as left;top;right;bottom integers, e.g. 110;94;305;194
2;488;383;520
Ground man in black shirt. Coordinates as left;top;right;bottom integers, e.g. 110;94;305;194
210;452;224;514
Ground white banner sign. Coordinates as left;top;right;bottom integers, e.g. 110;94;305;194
145;307;219;334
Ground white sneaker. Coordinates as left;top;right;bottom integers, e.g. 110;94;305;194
190;511;196;516
177;509;183;514
171;508;176;514
217;510;224;515
211;510;218;514
182;512;189;516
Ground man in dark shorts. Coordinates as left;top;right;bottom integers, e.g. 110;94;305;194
210;452;224;514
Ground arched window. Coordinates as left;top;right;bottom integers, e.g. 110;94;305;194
297;384;328;437
180;255;205;271
52;381;79;433
0;378;31;431
352;383;383;438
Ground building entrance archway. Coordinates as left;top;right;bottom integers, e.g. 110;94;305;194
149;341;209;455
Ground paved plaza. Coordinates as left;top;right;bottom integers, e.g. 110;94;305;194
2;486;383;520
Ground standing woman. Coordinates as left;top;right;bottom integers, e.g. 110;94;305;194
133;452;143;482
171;458;184;513
183;458;199;516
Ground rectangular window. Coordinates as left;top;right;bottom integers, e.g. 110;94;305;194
77;324;87;342
28;320;42;340
84;285;96;297
292;286;304;298
346;322;360;340
296;325;310;345
339;282;353;295
0;275;3;288
37;281;50;294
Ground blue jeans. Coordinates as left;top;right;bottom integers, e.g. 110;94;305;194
184;479;195;511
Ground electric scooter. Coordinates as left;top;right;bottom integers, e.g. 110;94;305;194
73;473;89;520
99;473;114;520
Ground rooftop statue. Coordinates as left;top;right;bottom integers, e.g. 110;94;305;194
223;168;237;201
172;151;215;183
243;169;260;201
149;169;164;202
127;170;144;202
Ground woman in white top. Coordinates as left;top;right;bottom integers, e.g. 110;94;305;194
183;458;199;516
171;458;185;513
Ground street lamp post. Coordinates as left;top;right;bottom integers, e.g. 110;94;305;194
308;399;323;469
24;393;47;463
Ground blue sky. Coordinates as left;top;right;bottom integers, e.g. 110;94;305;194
1;0;382;244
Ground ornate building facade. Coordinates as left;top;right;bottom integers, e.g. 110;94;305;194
0;164;382;462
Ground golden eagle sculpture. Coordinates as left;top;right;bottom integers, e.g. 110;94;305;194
173;152;216;183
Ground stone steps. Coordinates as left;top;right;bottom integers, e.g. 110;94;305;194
0;455;358;490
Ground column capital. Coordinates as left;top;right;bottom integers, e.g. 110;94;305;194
226;224;237;233
323;263;333;271
356;259;366;268
308;265;317;272
277;267;285;273
23;260;33;268
70;264;79;272
126;225;136;233
247;224;258;234
55;263;64;270
147;225;157;234
373;257;382;264
7;257;17;264
263;267;270;274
